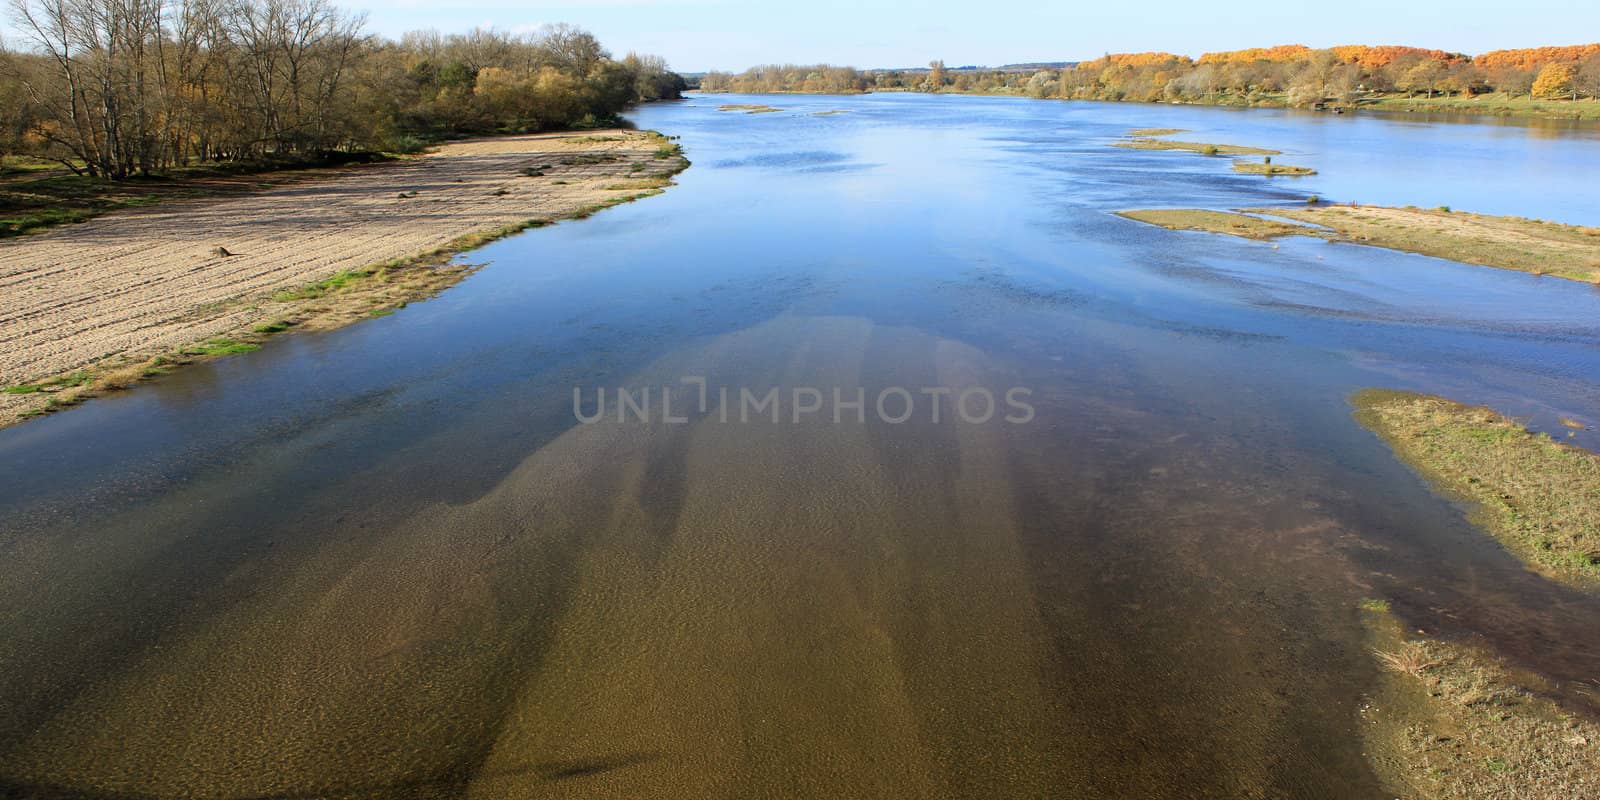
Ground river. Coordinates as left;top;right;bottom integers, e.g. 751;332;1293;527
2;92;1599;798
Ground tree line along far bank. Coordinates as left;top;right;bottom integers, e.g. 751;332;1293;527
697;43;1600;106
0;0;688;179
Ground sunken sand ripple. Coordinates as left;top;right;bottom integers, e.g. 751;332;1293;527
3;315;1403;798
2;317;1059;797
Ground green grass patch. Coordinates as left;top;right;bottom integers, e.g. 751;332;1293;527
1127;127;1188;136
4;371;93;394
1353;389;1600;587
0;154;73;177
1;205;108;236
1358;92;1600;120
273;269;374;302
183;338;261;356
252;320;293;334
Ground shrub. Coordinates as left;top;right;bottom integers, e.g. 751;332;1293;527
386;135;430;155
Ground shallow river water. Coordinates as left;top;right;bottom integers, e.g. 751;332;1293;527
2;93;1600;798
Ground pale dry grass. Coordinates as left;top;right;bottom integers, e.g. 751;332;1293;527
1113;138;1281;156
1266;205;1600;282
1114;208;1315;240
1362;607;1600;800
1231;160;1316;176
1116;204;1600;284
1373;642;1441;677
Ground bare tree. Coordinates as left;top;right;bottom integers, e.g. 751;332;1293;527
5;2;677;177
536;23;604;76
10;0;102;173
1577;54;1600;100
224;0;362;154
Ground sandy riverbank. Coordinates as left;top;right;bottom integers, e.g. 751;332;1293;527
0;130;687;426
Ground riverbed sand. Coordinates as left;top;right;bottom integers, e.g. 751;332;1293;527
0;130;678;412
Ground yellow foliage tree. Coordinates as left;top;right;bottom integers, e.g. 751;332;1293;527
1532;62;1577;99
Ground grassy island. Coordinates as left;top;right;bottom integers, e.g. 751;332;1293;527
1352;389;1600;587
1117;205;1600;283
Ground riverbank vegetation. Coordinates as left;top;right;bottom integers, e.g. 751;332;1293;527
699;65;869;94
1351;389;1600;587
0;1;685;183
695;43;1600;119
1118;206;1600;283
1359;601;1600;799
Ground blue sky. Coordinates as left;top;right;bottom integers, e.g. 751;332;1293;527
355;0;1597;72
14;0;1587;74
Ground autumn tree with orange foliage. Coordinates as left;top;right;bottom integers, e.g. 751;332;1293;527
1057;41;1594;105
1198;45;1312;64
1477;44;1600;71
696;40;1599;107
1532;63;1578;99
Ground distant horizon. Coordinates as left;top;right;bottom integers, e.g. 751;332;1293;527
4;0;1596;75
682;46;1548;75
699;42;1598;71
343;0;1600;74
